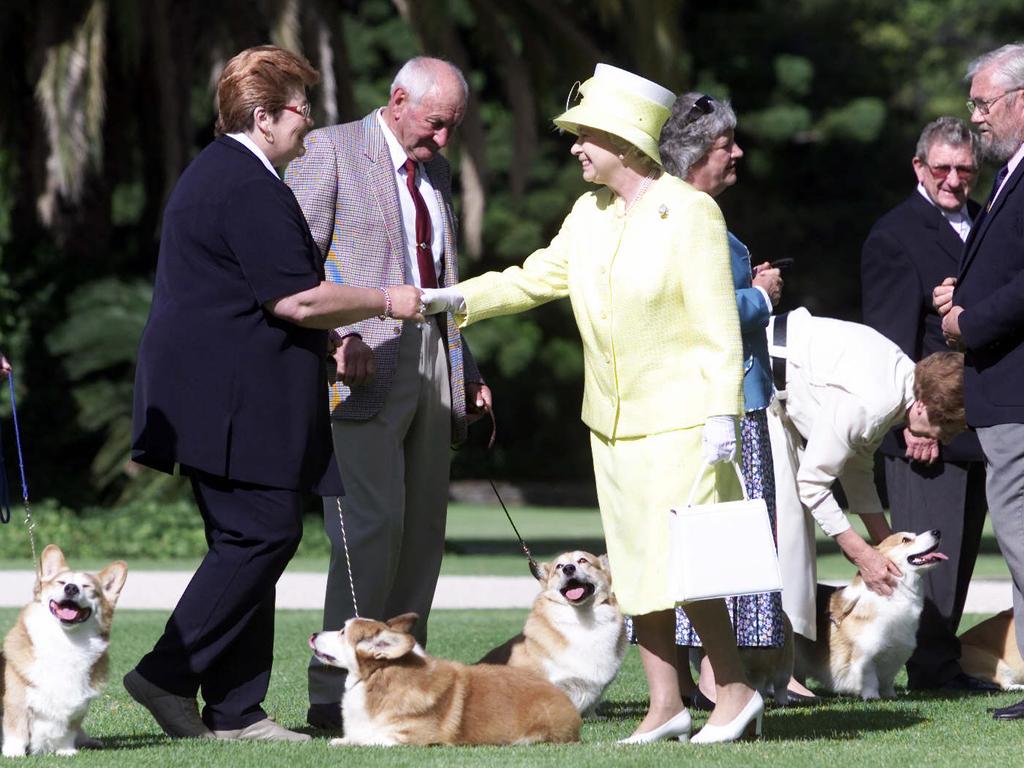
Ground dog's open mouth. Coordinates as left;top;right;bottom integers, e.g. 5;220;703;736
309;634;337;663
559;578;596;604
908;541;948;566
49;599;91;624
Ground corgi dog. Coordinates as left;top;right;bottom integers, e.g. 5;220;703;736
1;544;128;756
478;551;626;716
795;530;946;700
958;609;1024;690
309;613;581;746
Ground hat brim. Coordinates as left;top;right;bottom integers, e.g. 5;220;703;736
553;105;663;166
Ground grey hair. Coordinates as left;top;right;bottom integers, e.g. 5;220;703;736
658;92;737;179
915;116;981;167
391;56;468;105
967;43;1024;88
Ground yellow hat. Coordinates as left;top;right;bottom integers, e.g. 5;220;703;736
553;63;676;165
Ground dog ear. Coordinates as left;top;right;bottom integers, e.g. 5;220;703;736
364;629;416;660
39;544;68;581
386;612;419;634
531;561;550;582
97;561;128;604
598;553;611;573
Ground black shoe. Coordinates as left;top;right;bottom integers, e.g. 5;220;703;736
306;703;343;731
784;689;818;705
991;698;1024;720
938;673;1000;694
691;688;716;712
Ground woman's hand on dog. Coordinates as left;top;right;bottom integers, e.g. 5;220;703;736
836;528;902;596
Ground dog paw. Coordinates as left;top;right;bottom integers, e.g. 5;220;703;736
328;737;350;747
56;747;80;756
2;741;28;758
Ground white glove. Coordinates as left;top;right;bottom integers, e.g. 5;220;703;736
420;287;466;315
701;415;737;464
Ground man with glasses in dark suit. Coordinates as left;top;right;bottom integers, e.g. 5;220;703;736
862;116;993;693
936;43;1024;718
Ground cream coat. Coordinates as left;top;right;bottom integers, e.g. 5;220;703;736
769;308;916;537
458;174;743;437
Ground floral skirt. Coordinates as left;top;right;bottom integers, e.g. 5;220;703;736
626;409;786;648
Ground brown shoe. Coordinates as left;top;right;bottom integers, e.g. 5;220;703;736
123;669;213;739
213;718;312;742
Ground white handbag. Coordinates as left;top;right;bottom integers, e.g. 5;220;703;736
668;460;783;603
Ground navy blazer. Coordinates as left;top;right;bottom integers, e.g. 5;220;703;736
956;160;1024;427
729;232;773;412
861;191;984;461
132;136;342;494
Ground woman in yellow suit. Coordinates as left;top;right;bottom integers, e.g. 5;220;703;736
423;64;762;744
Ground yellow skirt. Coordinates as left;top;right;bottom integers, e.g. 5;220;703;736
591;427;742;616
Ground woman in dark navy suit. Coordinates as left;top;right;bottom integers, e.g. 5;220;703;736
123;46;424;742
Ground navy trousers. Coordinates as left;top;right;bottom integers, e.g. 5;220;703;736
135;468;304;729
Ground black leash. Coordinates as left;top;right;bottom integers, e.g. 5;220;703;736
0;363;40;575
474;405;542;580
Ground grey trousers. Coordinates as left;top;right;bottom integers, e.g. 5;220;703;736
308;319;452;705
977;423;1024;658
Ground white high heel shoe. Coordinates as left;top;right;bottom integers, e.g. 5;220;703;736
690;691;764;744
616;709;692;744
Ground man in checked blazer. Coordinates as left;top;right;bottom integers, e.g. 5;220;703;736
861;117;992;693
938;42;1024;721
285;57;491;729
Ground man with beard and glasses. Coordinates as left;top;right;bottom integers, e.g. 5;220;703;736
935;42;1024;720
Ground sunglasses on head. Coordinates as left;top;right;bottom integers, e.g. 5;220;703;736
682;94;715;125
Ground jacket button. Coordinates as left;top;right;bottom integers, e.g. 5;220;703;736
393;326;401;336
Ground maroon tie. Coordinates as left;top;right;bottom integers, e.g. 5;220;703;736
403;158;438;288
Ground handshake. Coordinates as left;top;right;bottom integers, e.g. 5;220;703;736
419;287;466;315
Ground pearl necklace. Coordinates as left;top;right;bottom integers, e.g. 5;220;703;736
622;172;658;215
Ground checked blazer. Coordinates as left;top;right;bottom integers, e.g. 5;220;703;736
285;113;481;444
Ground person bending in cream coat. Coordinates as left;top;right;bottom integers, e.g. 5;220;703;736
767;307;967;597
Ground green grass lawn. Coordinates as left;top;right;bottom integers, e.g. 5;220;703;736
0;607;1015;766
0;501;1012;581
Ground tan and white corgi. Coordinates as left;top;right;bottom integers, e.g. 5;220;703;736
1;544;128;756
959;609;1024;690
795;530;946;700
309;613;581;746
478;550;625;715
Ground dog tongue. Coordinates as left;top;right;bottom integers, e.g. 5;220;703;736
54;604;81;621
565;586;586;601
920;552;949;563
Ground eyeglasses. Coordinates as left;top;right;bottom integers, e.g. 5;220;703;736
282;102;312;119
924;163;977;181
681;94;715;125
967;87;1022;115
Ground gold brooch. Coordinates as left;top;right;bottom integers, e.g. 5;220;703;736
658;204;669;219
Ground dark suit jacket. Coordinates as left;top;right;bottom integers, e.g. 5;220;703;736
132;136;342;494
956;159;1024;427
861;191;984;462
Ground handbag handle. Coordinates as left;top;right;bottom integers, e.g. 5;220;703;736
684;460;749;507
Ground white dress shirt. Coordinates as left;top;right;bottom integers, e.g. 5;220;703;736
376;109;444;287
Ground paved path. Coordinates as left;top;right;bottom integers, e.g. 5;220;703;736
0;571;1015;613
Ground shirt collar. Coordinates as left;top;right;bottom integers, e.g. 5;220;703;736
375;108;415;175
1006;141;1024;178
226;132;279;178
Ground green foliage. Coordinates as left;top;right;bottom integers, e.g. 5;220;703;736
8;0;1024;501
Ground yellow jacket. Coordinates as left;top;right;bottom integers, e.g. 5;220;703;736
458;174;743;439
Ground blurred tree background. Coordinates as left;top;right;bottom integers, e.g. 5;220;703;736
1;0;1023;508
